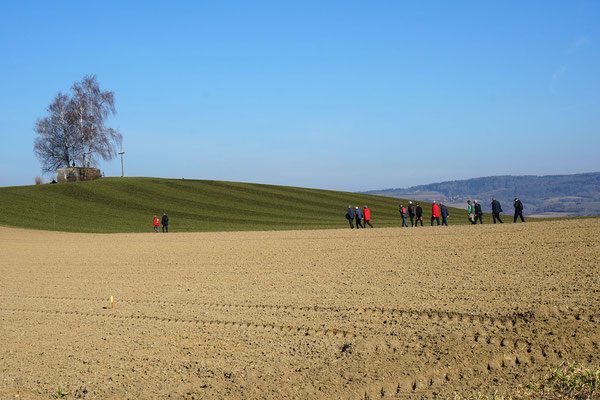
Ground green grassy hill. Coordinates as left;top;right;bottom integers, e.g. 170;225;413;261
0;177;497;233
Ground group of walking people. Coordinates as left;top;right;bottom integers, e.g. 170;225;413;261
153;198;525;232
398;201;450;227
152;213;169;232
345;197;526;228
345;205;374;229
466;199;484;224
467;197;525;224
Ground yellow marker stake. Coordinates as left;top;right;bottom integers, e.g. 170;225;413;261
110;296;114;309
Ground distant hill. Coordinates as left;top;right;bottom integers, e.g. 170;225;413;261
364;172;600;217
0;177;481;233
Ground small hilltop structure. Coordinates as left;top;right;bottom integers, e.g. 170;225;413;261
56;167;101;183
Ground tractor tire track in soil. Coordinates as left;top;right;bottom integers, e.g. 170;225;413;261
0;307;358;339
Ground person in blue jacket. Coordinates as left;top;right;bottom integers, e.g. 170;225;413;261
440;202;449;226
354;206;364;229
399;204;409;227
345;205;355;229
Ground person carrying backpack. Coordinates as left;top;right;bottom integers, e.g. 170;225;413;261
513;198;525;223
399;204;409;227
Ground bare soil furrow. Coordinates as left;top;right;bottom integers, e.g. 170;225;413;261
0;294;544;327
0;307;359;338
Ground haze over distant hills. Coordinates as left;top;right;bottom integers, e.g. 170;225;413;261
363;172;600;217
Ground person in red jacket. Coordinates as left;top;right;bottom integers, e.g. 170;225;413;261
431;201;440;226
363;205;373;228
153;215;160;232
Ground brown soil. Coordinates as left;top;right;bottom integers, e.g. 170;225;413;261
1;219;599;399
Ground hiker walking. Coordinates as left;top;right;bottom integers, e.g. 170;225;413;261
363;205;374;228
474;200;483;224
513;198;525;222
153;215;160;232
431;201;440;226
355;206;364;229
161;213;169;233
467;200;475;224
491;198;503;224
408;201;417;227
399;204;409;227
345;205;355;229
415;203;423;227
440;202;449;226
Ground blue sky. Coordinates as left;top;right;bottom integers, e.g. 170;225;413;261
1;1;598;191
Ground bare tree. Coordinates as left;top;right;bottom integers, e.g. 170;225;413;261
34;75;122;174
33;92;81;173
71;75;122;168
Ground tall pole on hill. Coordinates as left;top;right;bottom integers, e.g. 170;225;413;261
119;146;125;177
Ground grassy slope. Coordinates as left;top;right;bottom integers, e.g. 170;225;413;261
0;177;501;233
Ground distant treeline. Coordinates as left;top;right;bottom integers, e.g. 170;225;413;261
364;172;600;217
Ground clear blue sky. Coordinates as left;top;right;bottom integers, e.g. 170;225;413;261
1;1;599;191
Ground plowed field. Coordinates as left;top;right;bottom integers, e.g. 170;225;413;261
1;219;599;399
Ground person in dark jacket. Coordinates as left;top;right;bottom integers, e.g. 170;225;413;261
346;205;355;229
399;204;409;227
408;201;417;227
474;200;483;224
414;203;423;227
354;206;364;229
513;198;525;222
491;198;503;224
161;213;169;232
440;202;449;226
